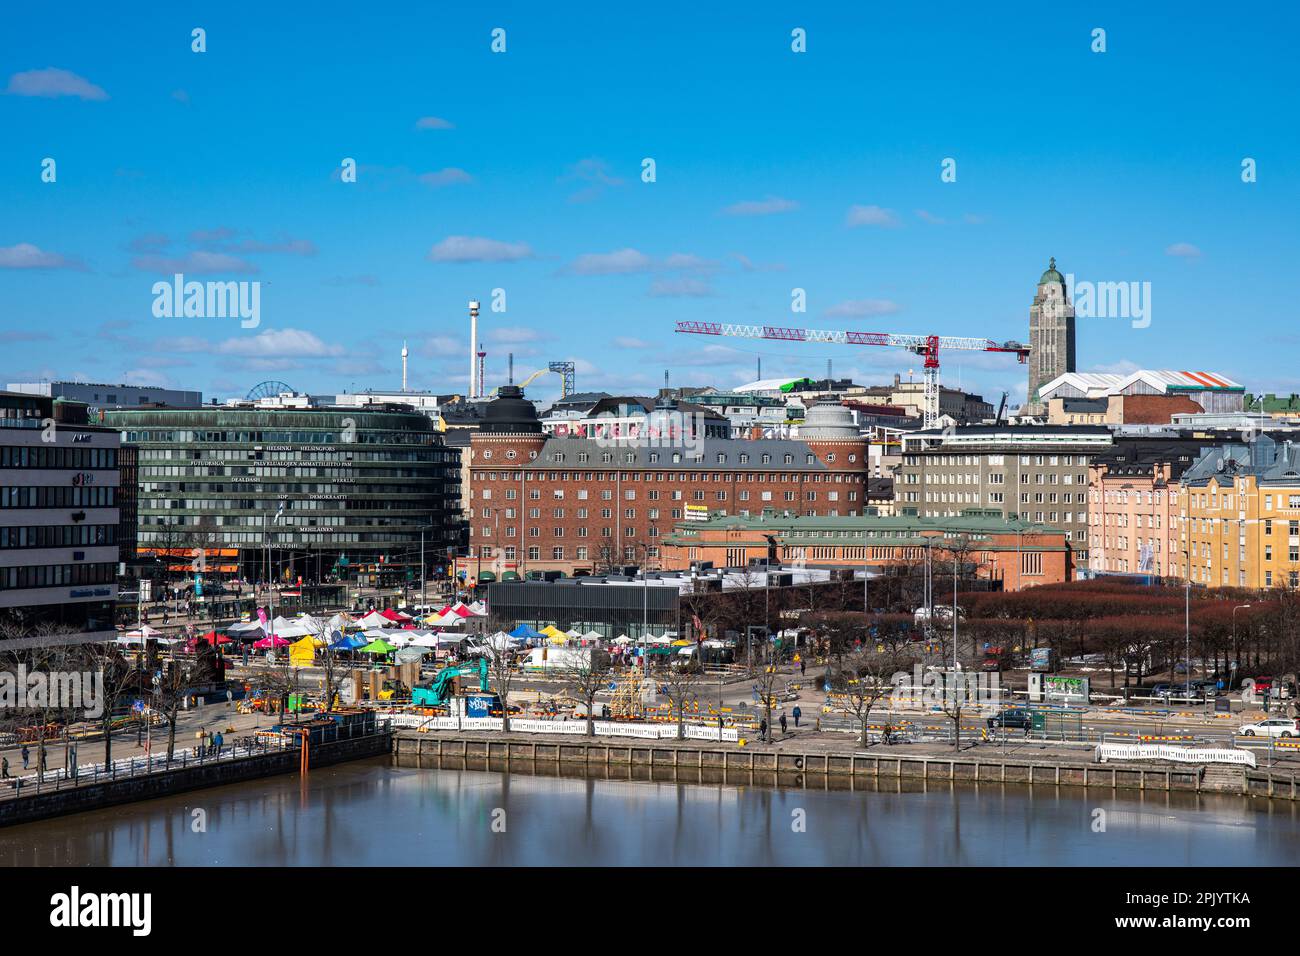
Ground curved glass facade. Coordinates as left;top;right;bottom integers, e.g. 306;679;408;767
103;405;460;581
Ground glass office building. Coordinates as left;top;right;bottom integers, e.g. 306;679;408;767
103;403;461;585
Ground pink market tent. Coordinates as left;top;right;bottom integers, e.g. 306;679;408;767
254;635;291;649
188;631;231;650
379;608;411;622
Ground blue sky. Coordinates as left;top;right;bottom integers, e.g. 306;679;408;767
2;2;1296;407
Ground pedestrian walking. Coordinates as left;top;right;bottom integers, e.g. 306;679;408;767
1;757;9;779
39;745;47;771
226;688;233;708
759;717;768;740
779;713;788;735
20;745;29;770
213;732;224;757
792;705;802;728
69;744;77;779
800;658;806;677
195;728;205;756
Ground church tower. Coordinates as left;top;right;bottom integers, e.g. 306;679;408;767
1026;257;1076;415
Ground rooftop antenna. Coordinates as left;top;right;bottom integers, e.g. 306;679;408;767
508;352;514;385
664;369;669;390
827;358;832;383
401;340;409;392
476;343;486;399
757;356;762;380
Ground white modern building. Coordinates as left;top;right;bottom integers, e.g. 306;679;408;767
0;391;121;647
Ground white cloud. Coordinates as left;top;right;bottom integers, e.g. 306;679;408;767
723;196;799;216
562;158;625;203
662;252;718;274
649;277;713;297
0;242;83;270
132;251;258;274
415;116;454;130
845;204;899;228
567;248;654;275
428;236;533;263
824;298;902;318
1165;242;1202;258
418;168;474;187
6;67;107;101
216;328;344;358
614;336;649;349
418;335;463;357
915;209;946;224
732;252;786;273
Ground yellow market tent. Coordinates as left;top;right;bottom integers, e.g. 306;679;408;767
288;635;317;667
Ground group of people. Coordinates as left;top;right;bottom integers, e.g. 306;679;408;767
194;729;225;758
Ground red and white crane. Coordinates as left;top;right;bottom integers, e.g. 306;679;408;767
674;320;1031;430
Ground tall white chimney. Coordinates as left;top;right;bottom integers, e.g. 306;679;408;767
468;299;480;398
401;340;409;392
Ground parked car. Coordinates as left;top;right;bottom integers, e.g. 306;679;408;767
1239;718;1300;738
987;708;1033;729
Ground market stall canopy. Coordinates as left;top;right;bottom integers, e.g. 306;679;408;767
510;624;546;641
326;612;355;633
188;631;231;649
581;630;604;642
379;608;411;622
271;616;315;639
253;635;290;649
356;611;392;629
467;601;488;616
294;614;325;634
395;646;431;663
288;635;316;667
329;635;367;651
360;638;397;655
226;621;265;641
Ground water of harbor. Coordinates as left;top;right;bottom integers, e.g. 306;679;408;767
2;754;1298;866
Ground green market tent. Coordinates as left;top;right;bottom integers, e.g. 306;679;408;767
360;638;397;655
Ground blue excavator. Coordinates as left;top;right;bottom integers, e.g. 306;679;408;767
411;658;498;712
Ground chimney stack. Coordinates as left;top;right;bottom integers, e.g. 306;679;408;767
467;299;480;398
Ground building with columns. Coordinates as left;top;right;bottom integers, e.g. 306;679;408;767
1026;257;1077;416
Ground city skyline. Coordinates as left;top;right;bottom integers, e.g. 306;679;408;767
2;3;1296;407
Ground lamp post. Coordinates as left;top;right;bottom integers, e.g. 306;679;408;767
1233;603;1251;705
265;500;285;646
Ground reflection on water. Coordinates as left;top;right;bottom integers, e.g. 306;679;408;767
0;754;1297;866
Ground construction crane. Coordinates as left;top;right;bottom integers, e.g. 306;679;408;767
674;321;1030;429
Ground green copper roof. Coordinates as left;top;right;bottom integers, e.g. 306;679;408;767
1039;256;1064;285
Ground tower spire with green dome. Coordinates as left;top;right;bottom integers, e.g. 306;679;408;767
1039;256;1064;285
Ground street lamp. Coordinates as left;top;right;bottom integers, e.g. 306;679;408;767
1233;603;1252;705
265;500;285;644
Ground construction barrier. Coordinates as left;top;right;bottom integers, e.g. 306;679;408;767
384;713;739;741
1096;743;1256;768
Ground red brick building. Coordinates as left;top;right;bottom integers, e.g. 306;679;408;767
661;510;1073;590
460;389;869;578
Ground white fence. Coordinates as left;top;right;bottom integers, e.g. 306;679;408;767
1096;743;1256;768
386;713;738;742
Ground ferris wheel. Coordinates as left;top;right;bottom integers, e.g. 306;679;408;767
246;380;295;401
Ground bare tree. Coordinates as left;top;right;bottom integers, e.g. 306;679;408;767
655;657;707;739
0;623;79;782
80;641;136;768
559;648;611;736
484;625;518;732
829;645;916;748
